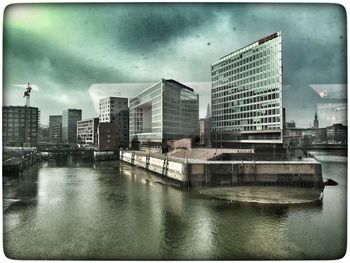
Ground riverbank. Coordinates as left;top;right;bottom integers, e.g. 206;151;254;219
3;148;38;175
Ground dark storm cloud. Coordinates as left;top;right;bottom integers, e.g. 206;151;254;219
3;27;131;90
3;3;347;125
83;3;226;52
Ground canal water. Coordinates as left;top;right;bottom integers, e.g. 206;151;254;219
3;151;347;260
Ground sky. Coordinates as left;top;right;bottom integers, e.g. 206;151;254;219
3;3;347;127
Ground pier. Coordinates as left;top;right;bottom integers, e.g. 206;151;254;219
120;150;324;189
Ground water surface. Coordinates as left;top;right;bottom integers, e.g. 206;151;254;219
3;152;347;259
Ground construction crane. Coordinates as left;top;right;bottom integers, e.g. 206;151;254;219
23;82;32;106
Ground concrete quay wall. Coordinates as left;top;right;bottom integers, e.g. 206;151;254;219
121;151;188;183
190;161;323;188
120;151;323;188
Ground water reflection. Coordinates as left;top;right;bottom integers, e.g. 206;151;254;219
3;154;347;260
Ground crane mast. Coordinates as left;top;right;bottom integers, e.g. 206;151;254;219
23;82;32;106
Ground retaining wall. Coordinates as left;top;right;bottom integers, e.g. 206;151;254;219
120;151;323;188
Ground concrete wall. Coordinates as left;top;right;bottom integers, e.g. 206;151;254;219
189;161;323;188
120;151;188;183
120;151;323;189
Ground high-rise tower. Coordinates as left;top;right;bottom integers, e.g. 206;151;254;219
211;32;283;148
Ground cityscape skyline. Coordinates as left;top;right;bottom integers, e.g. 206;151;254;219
3;3;347;126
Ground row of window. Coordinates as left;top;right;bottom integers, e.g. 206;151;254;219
212;55;280;83
212;122;281;131
213;106;280;118
213;92;280;107
212;37;280;70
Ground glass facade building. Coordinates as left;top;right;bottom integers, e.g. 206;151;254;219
62;109;82;144
129;79;199;145
211;32;283;146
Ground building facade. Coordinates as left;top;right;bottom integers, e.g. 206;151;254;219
97;122;118;151
2;106;40;146
77;118;99;145
326;123;347;144
38;125;49;143
129;79;199;149
211;32;283;147
49;115;62;143
99;97;129;148
199;117;211;146
62;109;82;144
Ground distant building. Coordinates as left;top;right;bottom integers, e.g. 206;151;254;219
38;125;49;143
2;106;40;146
199;103;212;146
99;97;129;148
62;109;82;144
77;118;99;145
286;121;296;129
317;103;347;128
49;115;62;143
313;112;319;129
211;32;283;147
97;122;118;151
285;123;347;146
199;118;210;146
129;79;199;150
326;123;347;144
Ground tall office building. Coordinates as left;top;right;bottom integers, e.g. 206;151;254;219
62;109;82;144
49;115;62;143
77;118;99;145
129;79;199;148
2;106;40;146
99;97;129;148
211;32;283;147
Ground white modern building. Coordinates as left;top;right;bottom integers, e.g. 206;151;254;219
211;32;283;147
77;117;99;145
129;79;199;149
99;97;129;148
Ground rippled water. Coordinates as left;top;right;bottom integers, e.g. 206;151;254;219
3;152;347;260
